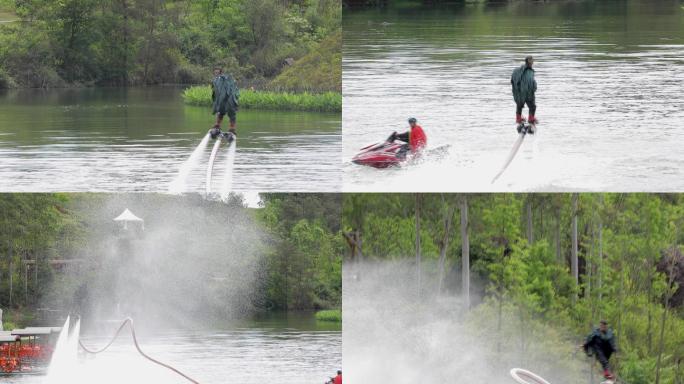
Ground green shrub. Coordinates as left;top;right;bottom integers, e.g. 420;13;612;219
270;29;341;93
315;309;341;322
182;86;341;112
2;321;17;331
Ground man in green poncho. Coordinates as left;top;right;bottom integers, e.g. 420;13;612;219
510;56;538;125
210;66;239;138
582;320;617;381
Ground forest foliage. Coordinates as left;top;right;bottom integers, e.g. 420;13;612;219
0;0;341;90
343;193;684;384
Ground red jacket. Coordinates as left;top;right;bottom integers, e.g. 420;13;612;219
409;125;427;151
333;374;342;384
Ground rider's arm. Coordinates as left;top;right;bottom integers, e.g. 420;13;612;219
609;334;617;352
395;131;409;143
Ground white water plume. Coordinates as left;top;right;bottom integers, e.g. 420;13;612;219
205;139;221;195
220;139;237;201
169;133;210;194
343;260;583;384
45;316;79;383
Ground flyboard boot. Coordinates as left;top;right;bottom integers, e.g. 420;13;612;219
209;125;222;139
208;124;236;143
224;122;237;143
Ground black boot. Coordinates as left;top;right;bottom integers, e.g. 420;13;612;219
209;125;221;139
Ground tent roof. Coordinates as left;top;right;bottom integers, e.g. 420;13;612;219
113;208;143;222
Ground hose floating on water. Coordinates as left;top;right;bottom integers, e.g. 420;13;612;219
78;318;200;384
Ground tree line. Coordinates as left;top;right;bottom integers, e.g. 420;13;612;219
343;193;683;384
0;0;340;89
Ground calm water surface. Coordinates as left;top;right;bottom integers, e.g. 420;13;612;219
0;87;341;192
343;0;684;191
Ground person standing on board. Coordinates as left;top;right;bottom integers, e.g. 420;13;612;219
511;56;538;125
333;370;342;384
582;320;618;381
210;66;239;138
388;117;428;160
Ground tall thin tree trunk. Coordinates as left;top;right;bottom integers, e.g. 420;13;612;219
343;231;363;262
9;259;12;306
142;0;158;85
598;208;603;305
571;193;579;304
122;0;129;85
555;206;562;263
655;244;678;384
437;203;454;296
616;240;626;375
526;197;533;244
461;196;470;310
415;194;421;293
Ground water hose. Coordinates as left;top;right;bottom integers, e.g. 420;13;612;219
78;318;200;384
510;368;552;384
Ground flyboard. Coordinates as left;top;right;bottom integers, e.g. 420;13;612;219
206;127;236;195
491;120;537;184
510;368;551;384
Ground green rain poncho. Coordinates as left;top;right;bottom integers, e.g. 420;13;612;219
211;74;240;115
510;65;537;104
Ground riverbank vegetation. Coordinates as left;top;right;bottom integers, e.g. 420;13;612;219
343;194;684;384
0;193;342;328
182;86;341;112
0;0;340;91
315;309;342;322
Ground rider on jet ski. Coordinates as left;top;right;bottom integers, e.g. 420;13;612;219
388;117;427;159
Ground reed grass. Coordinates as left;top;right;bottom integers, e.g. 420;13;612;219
182;86;341;112
315;309;342;322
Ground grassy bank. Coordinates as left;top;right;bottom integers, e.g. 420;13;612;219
315;309;341;322
182;86;341;113
270;30;342;93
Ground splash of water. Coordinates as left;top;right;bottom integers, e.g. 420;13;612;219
220;139;237;201
205;139;222;195
45;316;79;383
169;133;211;194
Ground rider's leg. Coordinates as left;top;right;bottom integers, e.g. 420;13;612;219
527;99;537;124
227;109;237;135
396;144;410;160
595;348;613;379
214;113;224;128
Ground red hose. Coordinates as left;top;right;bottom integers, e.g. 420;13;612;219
78;318;200;384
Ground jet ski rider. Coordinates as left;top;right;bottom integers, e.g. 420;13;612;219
388;117;427;160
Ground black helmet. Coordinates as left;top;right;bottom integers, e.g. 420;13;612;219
408;117;417;124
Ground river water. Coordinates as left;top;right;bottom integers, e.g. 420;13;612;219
0;87;341;192
4;313;341;384
343;0;684;192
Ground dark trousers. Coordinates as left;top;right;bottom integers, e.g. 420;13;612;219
516;99;536;116
396;144;410;160
590;345;612;371
216;108;237;125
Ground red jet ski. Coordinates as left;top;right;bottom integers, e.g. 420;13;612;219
351;141;406;168
352;140;450;169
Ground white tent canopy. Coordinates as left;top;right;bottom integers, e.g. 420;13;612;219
113;208;144;230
